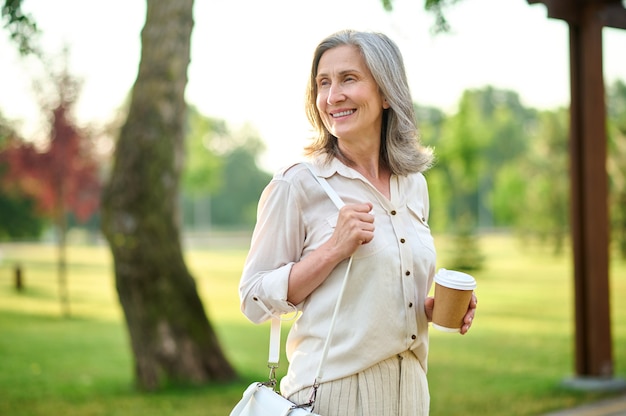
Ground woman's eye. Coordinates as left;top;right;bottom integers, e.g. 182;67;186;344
318;79;330;88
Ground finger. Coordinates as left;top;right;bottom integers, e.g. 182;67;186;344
347;202;374;213
359;230;375;244
468;292;478;307
460;316;473;335
459;308;476;335
353;209;375;224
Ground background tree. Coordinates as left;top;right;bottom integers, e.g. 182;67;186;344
1;0;39;56
181;112;272;229
415;104;448;230
607;80;626;259
100;0;236;390
0;116;45;239
515;108;570;254
181;107;225;230
382;0;461;33
428;87;531;270
0;45;101;316
206;125;272;227
435;90;485;270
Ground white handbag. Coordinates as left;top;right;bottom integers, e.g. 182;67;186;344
230;164;350;416
229;313;322;416
229;381;317;416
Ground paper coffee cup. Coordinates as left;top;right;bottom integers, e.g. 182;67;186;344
432;268;476;333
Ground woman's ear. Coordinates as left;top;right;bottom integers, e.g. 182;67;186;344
383;98;390;109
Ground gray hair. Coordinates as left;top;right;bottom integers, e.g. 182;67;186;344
304;29;433;175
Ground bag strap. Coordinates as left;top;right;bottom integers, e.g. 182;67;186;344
266;163;353;406
303;163;345;210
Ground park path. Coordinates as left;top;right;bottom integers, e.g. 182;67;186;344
543;394;626;416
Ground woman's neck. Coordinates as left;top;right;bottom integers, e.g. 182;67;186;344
337;145;391;199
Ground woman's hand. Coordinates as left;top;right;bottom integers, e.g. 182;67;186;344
460;292;478;335
287;202;374;305
424;292;478;335
328;202;375;259
424;296;434;322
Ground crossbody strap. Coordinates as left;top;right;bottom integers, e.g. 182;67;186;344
266;163;353;402
304;164;345;210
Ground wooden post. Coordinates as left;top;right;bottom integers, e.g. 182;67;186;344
14;264;24;291
528;0;626;386
568;3;613;378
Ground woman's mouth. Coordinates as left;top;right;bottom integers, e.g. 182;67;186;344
331;109;355;118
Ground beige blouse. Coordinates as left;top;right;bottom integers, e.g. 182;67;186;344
239;156;436;399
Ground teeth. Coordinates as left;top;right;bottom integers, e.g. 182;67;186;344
332;110;354;118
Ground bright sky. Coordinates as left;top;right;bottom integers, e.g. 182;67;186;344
1;0;624;171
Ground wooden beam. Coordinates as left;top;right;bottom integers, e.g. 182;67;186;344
527;0;579;22
528;0;626;28
598;3;626;29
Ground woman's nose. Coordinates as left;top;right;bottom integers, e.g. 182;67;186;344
327;85;345;105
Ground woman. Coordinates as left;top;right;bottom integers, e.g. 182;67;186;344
239;29;477;415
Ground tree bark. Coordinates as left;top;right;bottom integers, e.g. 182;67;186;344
101;0;236;390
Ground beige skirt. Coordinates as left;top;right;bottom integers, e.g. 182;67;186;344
287;350;429;416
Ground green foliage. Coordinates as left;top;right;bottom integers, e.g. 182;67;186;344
381;0;463;33
0;114;45;239
208;127;272;227
515;108;570;255
446;214;485;272
0;191;45;239
417;104;449;230
0;236;624;415
607;80;626;259
418;82;626;260
423;0;462;33
182;115;272;229
433;87;532;229
490;163;526;226
421;87;533;269
1;0;41;56
182;106;224;196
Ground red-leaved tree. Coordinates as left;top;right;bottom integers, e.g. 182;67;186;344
0;63;101;316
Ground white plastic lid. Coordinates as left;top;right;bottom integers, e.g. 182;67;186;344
432;323;461;333
434;268;477;290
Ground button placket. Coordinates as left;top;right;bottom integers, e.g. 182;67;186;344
389;205;419;348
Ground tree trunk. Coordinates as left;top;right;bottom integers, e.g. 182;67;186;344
100;0;236;390
56;208;70;318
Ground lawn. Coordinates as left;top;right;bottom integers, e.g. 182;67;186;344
0;233;624;415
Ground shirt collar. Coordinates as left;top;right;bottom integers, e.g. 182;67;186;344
313;155;364;181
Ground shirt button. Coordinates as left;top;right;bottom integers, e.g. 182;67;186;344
408;302;413;308
400;238;406;244
411;334;417;340
390;210;397;215
405;270;411;276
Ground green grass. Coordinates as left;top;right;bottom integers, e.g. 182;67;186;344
0;234;624;415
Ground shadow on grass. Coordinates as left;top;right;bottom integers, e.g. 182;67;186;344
1;307;624;416
0;309;281;415
0;283;58;301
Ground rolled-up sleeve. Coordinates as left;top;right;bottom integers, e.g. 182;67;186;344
239;176;306;324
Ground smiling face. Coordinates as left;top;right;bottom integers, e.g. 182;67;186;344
315;45;389;148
